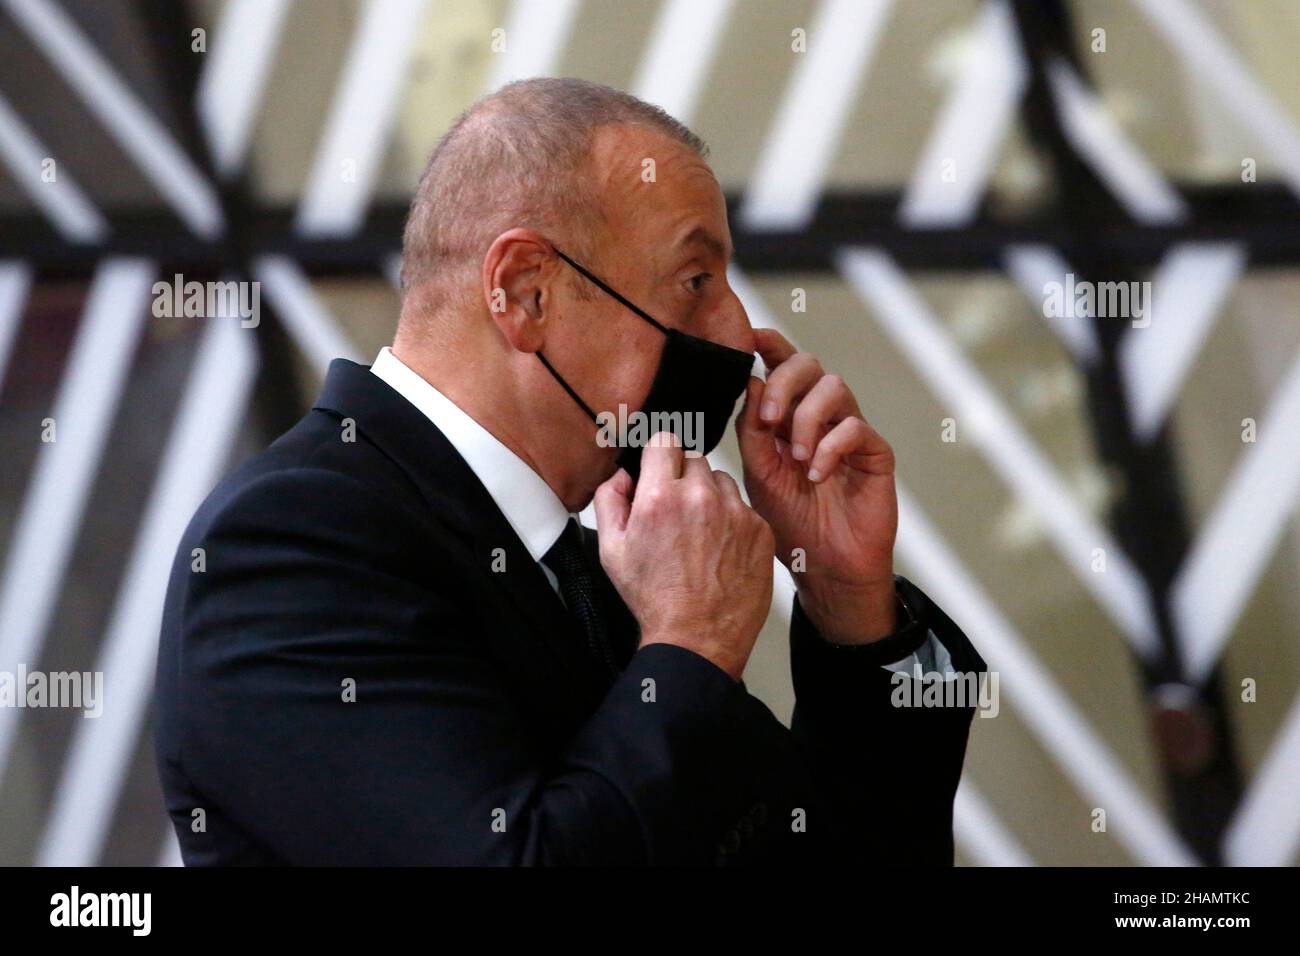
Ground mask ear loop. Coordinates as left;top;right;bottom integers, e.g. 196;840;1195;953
535;244;672;425
535;350;600;424
551;246;670;334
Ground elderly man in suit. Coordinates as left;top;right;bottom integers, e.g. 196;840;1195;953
154;77;985;866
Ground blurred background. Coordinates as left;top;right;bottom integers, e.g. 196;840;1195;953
0;0;1296;867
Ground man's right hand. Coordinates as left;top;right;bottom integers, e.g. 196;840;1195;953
593;432;775;682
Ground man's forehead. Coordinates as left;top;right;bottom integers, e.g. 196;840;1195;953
590;124;727;244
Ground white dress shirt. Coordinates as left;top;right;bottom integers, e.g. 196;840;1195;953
369;346;953;678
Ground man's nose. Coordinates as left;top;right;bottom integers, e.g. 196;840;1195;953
705;289;755;354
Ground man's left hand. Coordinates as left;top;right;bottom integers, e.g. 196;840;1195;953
735;328;899;645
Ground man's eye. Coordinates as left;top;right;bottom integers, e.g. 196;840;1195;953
686;272;712;295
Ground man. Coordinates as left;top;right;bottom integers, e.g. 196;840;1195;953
154;77;985;866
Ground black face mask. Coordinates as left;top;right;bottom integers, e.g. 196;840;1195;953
536;247;755;481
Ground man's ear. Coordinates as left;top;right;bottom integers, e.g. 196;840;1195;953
482;229;556;354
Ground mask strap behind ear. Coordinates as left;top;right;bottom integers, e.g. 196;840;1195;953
536;350;600;424
552;246;670;334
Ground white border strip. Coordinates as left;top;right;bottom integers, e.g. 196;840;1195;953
631;0;733;127
0;261;33;387
295;0;430;236
1003;245;1100;366
196;0;292;178
156;827;184;867
1119;242;1245;441
2;0;224;237
955;779;1034;866
38;314;259;866
1130;0;1300;200
740;0;894;231
485;0;580;91
0;259;153;791
1223;690;1300;866
255;255;361;370
899;0;1027;228
384;252;403;292
839;248;1160;656
895;482;1197;865
0;89;107;242
1172;343;1300;682
1046;57;1187;225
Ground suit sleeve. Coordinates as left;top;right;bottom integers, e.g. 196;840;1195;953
786;575;987;864
175;467;774;865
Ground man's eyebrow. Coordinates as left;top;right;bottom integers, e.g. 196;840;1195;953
675;226;733;264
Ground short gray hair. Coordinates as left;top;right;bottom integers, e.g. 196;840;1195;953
398;77;708;325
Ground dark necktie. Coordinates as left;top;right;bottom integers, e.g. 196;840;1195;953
542;519;620;680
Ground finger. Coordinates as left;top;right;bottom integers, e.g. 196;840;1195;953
593;467;634;536
758;351;822;427
807;416;895;483
735;376;782;478
753;327;798;371
789;373;855;462
712;468;744;506
682;452;716;487
638;429;684;488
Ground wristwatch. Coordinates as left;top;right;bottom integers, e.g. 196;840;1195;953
894;580;920;631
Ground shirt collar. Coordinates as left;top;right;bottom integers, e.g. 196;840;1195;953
370;346;571;562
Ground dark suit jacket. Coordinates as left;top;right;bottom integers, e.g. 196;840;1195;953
154;358;986;865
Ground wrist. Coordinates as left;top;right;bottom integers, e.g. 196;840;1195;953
795;575;898;645
637;625;749;682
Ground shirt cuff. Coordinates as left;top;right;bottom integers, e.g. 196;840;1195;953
881;629;957;677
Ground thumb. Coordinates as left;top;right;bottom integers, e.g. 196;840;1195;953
735;375;781;479
593;467;633;538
